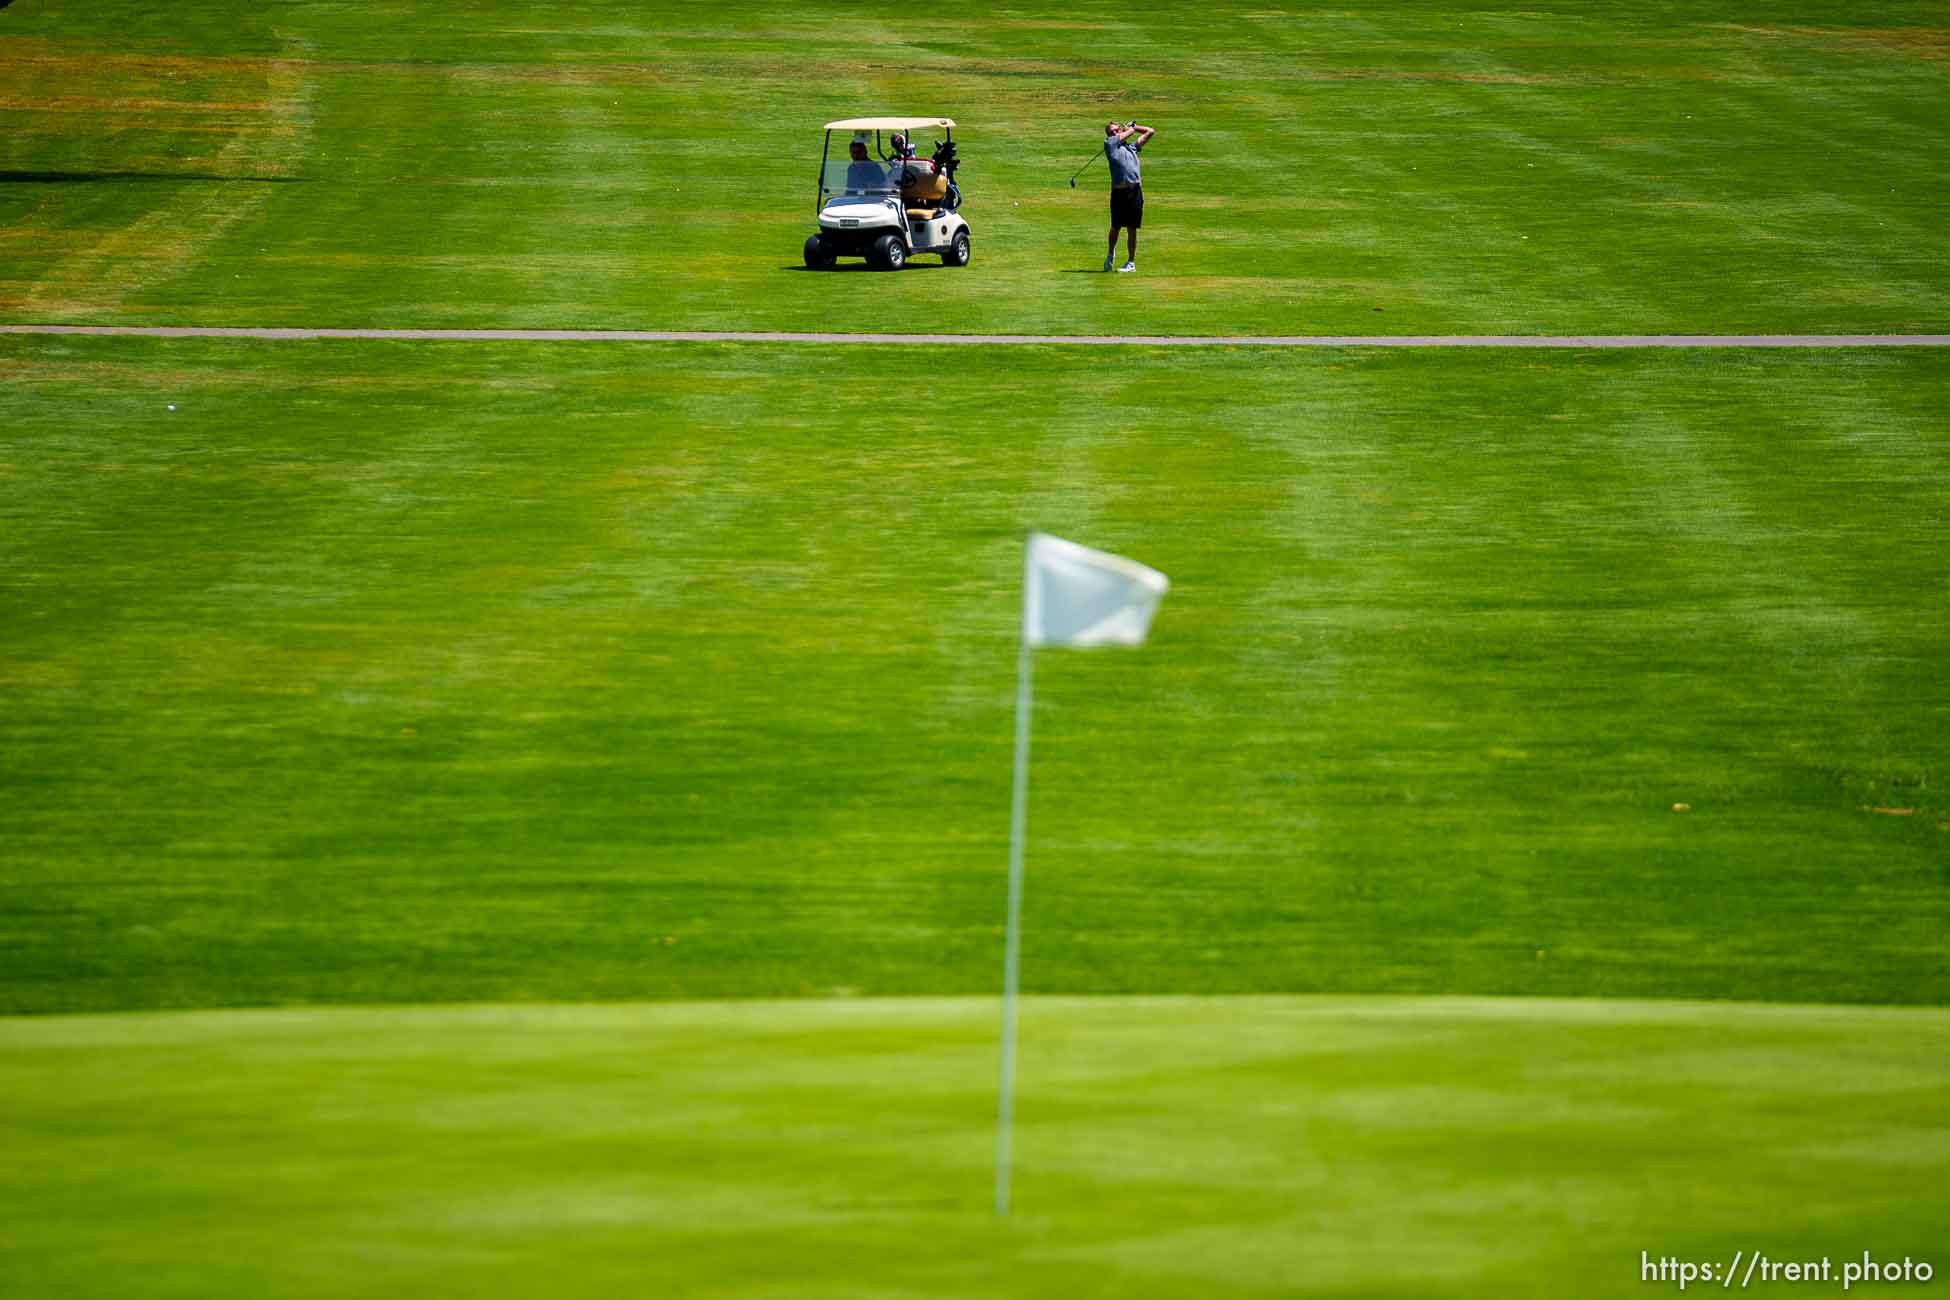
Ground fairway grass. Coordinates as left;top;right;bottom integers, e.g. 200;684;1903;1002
2;995;1945;1299
3;1;1948;336
3;339;1946;1013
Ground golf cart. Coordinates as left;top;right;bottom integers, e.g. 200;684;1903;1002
804;117;970;271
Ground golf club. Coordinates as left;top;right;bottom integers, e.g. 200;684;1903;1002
1070;121;1136;187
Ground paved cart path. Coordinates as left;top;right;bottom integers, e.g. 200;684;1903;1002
5;325;1950;347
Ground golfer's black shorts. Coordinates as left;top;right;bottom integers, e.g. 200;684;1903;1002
1111;184;1143;229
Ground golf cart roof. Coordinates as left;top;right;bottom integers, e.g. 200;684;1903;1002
825;117;955;132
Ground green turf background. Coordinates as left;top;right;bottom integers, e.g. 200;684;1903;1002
5;339;1946;1013
5;3;1949;1291
4;0;1948;334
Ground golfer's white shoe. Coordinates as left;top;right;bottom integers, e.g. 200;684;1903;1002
1118;261;1137;273
1103;254;1115;272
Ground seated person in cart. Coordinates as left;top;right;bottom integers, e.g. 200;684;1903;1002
844;136;888;191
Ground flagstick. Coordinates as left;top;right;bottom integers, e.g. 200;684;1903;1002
995;629;1033;1217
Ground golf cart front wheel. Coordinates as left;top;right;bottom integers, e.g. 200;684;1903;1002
869;234;905;271
944;230;971;267
803;235;836;270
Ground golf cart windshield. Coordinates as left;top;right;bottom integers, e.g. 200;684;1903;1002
816;119;956;214
822;157;899;201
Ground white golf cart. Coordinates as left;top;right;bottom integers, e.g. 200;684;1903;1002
804;116;970;271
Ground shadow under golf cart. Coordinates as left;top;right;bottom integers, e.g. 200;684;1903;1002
779;262;949;273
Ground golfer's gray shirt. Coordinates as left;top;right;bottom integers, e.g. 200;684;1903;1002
1105;136;1142;186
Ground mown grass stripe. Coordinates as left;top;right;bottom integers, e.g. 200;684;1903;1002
6;324;1950;346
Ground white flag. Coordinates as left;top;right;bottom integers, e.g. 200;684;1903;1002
1022;532;1169;648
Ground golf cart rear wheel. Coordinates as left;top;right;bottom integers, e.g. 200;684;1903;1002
803;235;836;270
944;230;971;267
870;234;905;271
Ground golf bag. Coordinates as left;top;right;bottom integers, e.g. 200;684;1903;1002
932;139;961;210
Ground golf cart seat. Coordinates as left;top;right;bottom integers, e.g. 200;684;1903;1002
899;161;949;206
906;208;944;222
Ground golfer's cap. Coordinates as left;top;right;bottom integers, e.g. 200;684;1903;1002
852;131;872;143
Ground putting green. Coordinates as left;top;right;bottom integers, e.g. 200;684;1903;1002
1;995;1944;1298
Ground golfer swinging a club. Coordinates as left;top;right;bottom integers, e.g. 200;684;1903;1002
1103;119;1155;273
